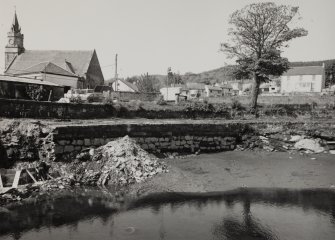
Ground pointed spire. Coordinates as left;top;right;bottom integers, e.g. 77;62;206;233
11;9;21;33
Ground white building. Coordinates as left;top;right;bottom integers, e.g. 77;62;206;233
204;85;223;97
280;65;325;93
110;79;138;92
160;86;183;101
259;82;280;94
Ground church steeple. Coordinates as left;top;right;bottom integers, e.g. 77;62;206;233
11;10;21;33
5;10;24;70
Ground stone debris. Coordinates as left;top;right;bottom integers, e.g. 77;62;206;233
237;134;329;154
65;136;168;186
0;185;39;205
294;139;325;153
0;119;51;167
1;136;168;205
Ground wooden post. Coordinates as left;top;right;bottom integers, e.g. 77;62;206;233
0;173;3;188
48;90;53;101
12;170;21;188
27;169;38;183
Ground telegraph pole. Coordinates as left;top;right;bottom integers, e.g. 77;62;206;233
115;54;118;91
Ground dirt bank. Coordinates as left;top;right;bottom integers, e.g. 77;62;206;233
132;151;335;195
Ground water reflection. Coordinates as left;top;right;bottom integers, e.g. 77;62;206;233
0;188;334;240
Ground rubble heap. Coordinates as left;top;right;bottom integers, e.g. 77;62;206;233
0;119;51;167
66;136;168;186
237;133;331;154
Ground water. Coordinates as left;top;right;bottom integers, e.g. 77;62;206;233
1;188;335;240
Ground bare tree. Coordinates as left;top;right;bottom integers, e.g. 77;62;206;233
167;67;184;86
137;73;156;92
221;2;308;109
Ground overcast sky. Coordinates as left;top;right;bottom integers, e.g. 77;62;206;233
0;0;334;79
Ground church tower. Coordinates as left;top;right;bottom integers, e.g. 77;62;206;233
5;11;24;69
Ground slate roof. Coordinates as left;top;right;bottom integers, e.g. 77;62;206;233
186;82;205;90
19;62;77;77
5;50;94;77
206;86;223;91
283;66;324;76
0;74;61;86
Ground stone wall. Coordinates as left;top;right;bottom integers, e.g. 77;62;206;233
209;95;335;106
43;122;249;161
1;98;334;120
0;98;114;119
109;91;160;102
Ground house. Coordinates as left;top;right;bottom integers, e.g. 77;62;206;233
186;83;206;99
259;83;280;94
229;80;253;95
205;85;223;97
160;86;183;101
109;78;139;92
4;11;104;90
280;65;325;93
0;75;64;101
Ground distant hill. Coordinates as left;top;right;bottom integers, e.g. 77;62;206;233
149;65;236;89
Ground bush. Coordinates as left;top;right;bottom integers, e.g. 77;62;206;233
125;100;144;111
231;99;244;110
311;101;318;109
69;96;84;104
155;95;167;105
103;97;114;105
184;102;214;112
26;85;49;101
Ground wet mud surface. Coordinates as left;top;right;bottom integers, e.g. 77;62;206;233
132;151;335;194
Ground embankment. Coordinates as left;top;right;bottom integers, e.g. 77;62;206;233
1;119;334;165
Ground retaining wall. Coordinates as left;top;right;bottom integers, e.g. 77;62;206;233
0;98;115;119
42;122;251;161
109;91;160;102
1;97;334;120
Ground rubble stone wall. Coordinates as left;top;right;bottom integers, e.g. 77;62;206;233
0;98;114;119
109;91;160;102
2;98;335;120
44;122;250;161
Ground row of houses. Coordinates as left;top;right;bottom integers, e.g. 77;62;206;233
160;82;236;101
160;64;328;101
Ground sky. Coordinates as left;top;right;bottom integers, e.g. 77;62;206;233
0;0;334;79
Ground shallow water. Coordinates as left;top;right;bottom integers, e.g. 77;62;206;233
1;188;335;240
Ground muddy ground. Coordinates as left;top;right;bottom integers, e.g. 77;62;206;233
132;151;335;195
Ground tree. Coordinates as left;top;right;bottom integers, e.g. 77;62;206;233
167;67;184;86
26;85;48;101
221;2;308;109
136;73;156;92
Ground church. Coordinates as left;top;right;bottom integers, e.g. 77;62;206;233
3;11;104;90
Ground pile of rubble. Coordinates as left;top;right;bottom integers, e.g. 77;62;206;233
237;134;334;154
0;119;51;167
64;136;168;186
0;185;39;205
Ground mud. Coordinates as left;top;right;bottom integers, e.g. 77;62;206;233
131;151;335;195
